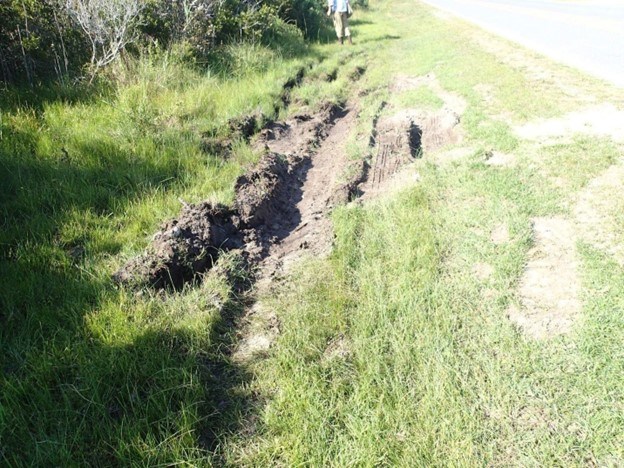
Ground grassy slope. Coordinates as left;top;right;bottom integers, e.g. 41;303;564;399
224;1;624;466
2;0;624;465
0;35;366;464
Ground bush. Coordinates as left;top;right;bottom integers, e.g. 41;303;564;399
0;0;327;85
281;0;326;39
0;0;88;85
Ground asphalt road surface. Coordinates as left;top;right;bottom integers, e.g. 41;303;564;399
420;0;624;88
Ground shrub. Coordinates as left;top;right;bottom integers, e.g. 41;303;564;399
0;0;88;85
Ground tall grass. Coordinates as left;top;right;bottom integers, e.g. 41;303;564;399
0;34;319;464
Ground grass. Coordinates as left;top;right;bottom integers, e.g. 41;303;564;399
219;1;624;466
0;32;341;464
3;0;624;465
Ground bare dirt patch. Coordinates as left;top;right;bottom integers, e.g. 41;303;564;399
232;302;281;363
514;104;624;144
484;150;516;167
115;102;350;290
509;217;582;339
574;160;624;265
113;203;242;289
258;104;358;272
387;73;467;168
473;262;494;281
490;223;510;245
323;333;352;362
360;98;462;198
359;109;421;199
115;100;362;371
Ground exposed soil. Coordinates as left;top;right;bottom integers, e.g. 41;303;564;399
280;67;306;108
490;223;510;245
323;333;352;362
359;74;466;198
258;105;358;272
201;111;267;158
574;160;624;265
115;102;349;290
508;105;624;338
508;217;582;339
473;262;494;281
115;69;469;356
386;73;467;168
232;302;280;363
113;203;242;289
515;104;624;143
484;150;516;167
360;110;421;196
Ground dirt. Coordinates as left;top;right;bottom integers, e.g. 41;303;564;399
323;333;352;362
201;112;267;158
115;102;349;290
472;262;494;281
484;150;516;167
280;67;306;108
574;161;624;265
234;153;302;231
490;223;510;245
232;302;280;363
257;104;358;272
113;203;242;289
384;73;467;169
514;103;624;144
359;79;464;198
507;103;624;339
508;217;582;339
116;69;425;365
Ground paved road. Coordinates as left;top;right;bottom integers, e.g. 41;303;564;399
420;0;624;88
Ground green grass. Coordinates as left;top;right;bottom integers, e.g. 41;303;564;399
0;34;347;464
3;0;624;465
218;1;624;466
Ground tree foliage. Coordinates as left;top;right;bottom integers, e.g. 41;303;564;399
65;0;144;82
0;0;87;84
0;0;327;85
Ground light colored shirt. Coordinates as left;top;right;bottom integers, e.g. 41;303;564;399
329;0;349;13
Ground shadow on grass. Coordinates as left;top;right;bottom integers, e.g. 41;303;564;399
0;25;338;459
0;80;112;115
348;18;374;26
357;34;402;45
0;115;253;464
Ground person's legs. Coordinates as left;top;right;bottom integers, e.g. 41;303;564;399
342;13;352;44
333;12;344;43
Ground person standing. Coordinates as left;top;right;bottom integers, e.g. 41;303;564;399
327;0;353;45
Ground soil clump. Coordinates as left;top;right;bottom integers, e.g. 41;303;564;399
114;102;350;289
113;203;241;289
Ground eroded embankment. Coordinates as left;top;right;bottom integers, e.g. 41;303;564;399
114;102;348;289
114;71;467;290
